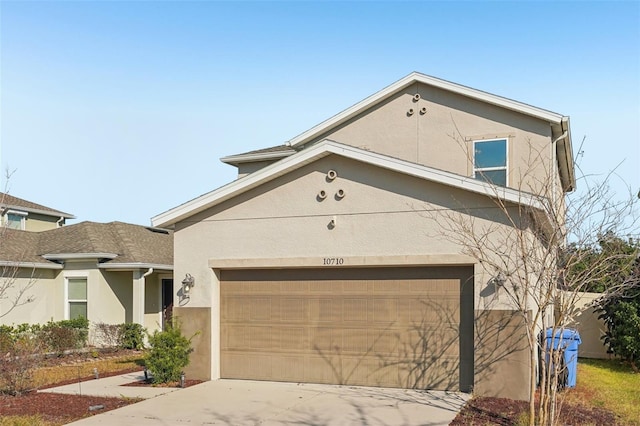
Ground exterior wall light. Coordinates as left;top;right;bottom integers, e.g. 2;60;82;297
182;273;195;294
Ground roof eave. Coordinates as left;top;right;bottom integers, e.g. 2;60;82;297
152;140;545;228
42;253;119;261
98;263;173;271
0;205;75;219
0;260;63;270
287;72;565;148
220;150;296;166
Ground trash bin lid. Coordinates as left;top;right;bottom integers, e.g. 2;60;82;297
545;328;581;343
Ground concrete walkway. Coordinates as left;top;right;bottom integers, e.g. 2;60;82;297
40;371;179;399
61;376;469;425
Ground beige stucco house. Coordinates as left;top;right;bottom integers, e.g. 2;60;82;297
1;192;75;231
152;72;575;400
1;195;173;338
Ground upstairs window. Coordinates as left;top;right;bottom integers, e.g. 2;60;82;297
4;211;27;230
474;138;507;186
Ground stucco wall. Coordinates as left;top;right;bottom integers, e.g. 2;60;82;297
0;268;60;324
562;291;610;359
25;213;62;232
176;155;528;310
173;154;542;397
301;82;553;194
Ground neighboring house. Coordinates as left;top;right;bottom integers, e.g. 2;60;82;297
0;220;173;338
151;72;575;400
1;192;75;231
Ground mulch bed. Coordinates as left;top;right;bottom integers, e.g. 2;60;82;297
0;392;141;424
450;396;621;425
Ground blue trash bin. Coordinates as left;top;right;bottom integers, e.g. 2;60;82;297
545;328;581;388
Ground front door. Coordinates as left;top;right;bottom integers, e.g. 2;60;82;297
161;278;174;329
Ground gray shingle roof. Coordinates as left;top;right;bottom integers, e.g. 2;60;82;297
0;192;75;219
0;221;172;268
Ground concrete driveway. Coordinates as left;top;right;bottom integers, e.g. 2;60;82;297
68;379;469;425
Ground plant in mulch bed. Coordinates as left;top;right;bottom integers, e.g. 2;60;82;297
145;322;195;384
0;334;44;396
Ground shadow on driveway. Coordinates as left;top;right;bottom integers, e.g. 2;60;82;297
68;379;469;426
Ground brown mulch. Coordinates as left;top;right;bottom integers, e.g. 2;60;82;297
450;396;620;425
0;392;141;424
0;349;146;424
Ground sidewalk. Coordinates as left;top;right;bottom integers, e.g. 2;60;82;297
39;371;180;399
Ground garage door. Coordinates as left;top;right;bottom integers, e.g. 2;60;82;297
220;267;473;390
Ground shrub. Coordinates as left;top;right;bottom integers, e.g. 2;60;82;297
120;323;145;350
94;322;123;349
597;287;640;371
40;317;89;353
145;324;193;384
0;335;43;395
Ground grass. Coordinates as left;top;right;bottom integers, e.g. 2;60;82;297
1;352;145;426
32;353;145;388
563;358;640;425
0;416;49;426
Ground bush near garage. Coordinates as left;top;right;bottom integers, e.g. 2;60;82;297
145;323;193;384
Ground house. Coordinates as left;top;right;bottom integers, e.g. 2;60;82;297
151;72;575;400
1;192;75;231
0;215;173;338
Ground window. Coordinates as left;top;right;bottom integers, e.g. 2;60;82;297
4;211;27;230
474;138;507;186
67;278;88;320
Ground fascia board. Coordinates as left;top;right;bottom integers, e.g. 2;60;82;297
288;72;564;148
325;142;544;210
98;263;173;271
152;146;333;227
0;261;63;270
220;150;296;165
152;140;543;228
42;253;118;261
0;205;75;219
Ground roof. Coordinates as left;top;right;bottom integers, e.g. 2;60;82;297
220;144;296;166
152;139;544;228
220;72;575;191
0;192;75;219
0;221;172;270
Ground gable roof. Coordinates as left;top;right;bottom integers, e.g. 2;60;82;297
0;221;172;270
220;72;575;191
152;140;544;228
0;192;75;219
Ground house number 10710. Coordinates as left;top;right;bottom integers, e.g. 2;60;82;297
323;258;344;265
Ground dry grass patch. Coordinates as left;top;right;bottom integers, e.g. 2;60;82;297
563;358;640;425
33;352;144;388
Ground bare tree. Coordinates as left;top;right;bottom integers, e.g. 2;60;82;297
0;176;37;321
432;136;639;425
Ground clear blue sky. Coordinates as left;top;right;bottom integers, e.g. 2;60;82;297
1;1;639;226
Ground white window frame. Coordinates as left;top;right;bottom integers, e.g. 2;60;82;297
4;210;28;230
64;274;88;320
473;138;509;186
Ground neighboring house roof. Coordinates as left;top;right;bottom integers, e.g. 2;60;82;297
152;139;543;228
221;72;575;191
0;192;75;219
0;221;172;270
0;228;56;268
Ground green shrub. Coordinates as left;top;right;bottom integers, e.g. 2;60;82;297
120;323;145;350
597;287;640;370
145;324;193;384
40;318;89;353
